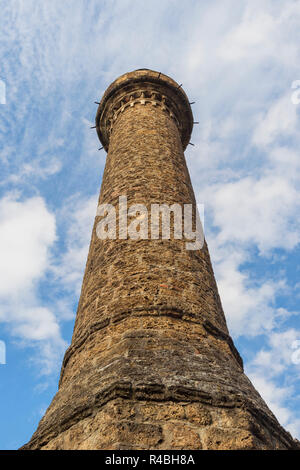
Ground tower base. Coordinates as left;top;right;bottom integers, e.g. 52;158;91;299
28;397;298;450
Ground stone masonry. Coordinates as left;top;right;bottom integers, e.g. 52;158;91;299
22;69;300;450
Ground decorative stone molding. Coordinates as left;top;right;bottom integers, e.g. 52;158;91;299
95;69;194;151
105;87;181;138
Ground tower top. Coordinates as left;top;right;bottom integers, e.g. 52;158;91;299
95;68;194;151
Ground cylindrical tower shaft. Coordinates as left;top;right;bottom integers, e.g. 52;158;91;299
22;70;299;450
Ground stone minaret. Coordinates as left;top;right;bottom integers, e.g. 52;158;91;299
22;69;299;450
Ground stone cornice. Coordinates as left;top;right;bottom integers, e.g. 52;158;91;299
95;69;194;151
58;308;244;389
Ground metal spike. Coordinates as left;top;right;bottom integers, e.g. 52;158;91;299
189;142;195;146
190;102;195;105
94;101;100;105
90;126;96;129
177;84;183;89
193;122;199;124
98;147;103;151
158;72;161;79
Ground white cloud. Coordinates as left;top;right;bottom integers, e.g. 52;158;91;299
0;195;56;296
201;155;300;337
4;157;62;185
218;1;300;67
248;373;300;437
53;194;98;296
219;10;276;62
250;329;300;378
195;89;300;340
246;329;300;438
0;194;66;373
253;94;299;148
205;174;299;254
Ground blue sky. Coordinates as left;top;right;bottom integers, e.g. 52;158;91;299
0;0;300;449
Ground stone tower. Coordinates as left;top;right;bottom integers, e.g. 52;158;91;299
22;69;299;450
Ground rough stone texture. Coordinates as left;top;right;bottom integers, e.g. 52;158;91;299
22;69;300;450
